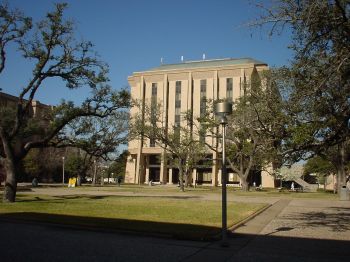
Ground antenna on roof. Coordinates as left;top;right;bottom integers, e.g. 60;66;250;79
160;57;163;64
202;53;206;60
181;56;184;62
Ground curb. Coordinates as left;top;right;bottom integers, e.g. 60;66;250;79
228;203;272;231
210;202;272;240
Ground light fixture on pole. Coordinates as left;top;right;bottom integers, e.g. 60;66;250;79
62;156;65;186
215;101;232;247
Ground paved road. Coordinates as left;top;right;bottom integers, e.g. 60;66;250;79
1;192;349;261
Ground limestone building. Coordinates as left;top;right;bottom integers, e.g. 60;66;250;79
125;58;275;187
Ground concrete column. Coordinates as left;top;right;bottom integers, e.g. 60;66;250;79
261;164;274;188
168;169;173;184
137;155;146;184
218;169;222;186
214;70;218;100
192;168;197;186
135;76;145;184
212;151;218;186
163;73;169;130
188;72;192;112
160;151;167;184
145;167;150;184
135;152;142;184
141;155;148;184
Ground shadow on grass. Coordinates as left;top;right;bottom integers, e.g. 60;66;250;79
16;194;201;203
0;212;220;241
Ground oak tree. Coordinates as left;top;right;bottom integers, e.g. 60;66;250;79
0;3;129;202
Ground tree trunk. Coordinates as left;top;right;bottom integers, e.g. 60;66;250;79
1;130;18;202
2;158;18;202
92;162;97;186
241;179;250;191
77;174;82;186
178;166;185;192
184;172;188;187
184;169;192;187
336;142;347;194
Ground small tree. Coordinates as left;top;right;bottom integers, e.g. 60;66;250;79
131;102;207;191
22;150;41;180
108;150;129;180
65;154;85;180
200;78;283;192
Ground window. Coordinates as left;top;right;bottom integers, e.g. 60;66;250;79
226;78;233;100
176;81;181;93
199;126;206;144
200;79;206;95
152;83;157;96
200;79;206;117
176;82;181;101
150;138;156;147
150;83;157;147
175;81;181;126
174;125;180;143
175;114;180;123
199;79;207;143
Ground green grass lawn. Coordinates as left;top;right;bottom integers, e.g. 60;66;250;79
75;184;339;200
0;194;266;240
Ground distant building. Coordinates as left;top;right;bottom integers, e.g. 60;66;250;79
0;91;53;120
125;57;275;187
0;92;60;182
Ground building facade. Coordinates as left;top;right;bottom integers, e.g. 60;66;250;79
0;92;54;182
125;58;275;187
0;91;53;120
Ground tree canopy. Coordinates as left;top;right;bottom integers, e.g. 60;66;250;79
250;0;350;192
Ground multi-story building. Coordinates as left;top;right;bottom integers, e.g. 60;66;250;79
0;91;53;120
125;58;275;188
0;92;54;182
0;92;68;183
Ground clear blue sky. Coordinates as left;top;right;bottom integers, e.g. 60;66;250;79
1;0;292;106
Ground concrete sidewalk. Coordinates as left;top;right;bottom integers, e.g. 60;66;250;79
182;198;350;261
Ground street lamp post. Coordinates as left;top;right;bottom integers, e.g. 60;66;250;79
93;160;97;186
62;156;65;186
215;101;232;247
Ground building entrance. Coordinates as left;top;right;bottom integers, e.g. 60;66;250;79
149;168;160;182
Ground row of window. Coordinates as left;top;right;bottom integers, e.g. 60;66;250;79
175;81;181;127
150;78;234;101
149;78;234;146
150;83;158;147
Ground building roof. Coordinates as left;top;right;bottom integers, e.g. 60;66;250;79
142;57;267;73
0;91;51;108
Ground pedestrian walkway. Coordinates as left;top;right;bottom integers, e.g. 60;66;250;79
185;198;350;261
234;199;291;235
